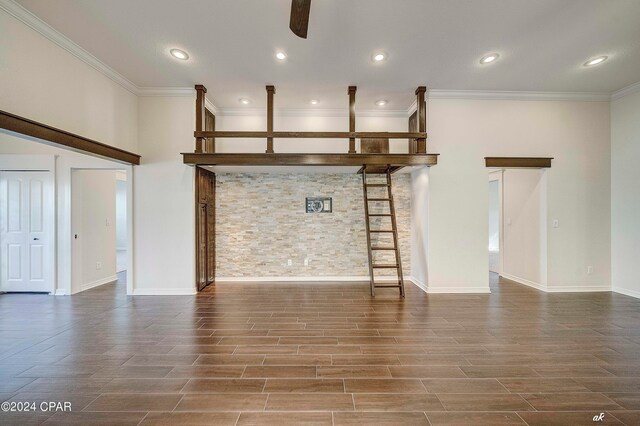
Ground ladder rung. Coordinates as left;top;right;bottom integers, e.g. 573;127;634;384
369;230;394;233
371;246;396;250
372;264;399;269
365;184;389;187
367;198;391;202
369;214;392;217
374;285;402;288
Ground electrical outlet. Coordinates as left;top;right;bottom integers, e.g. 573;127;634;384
287;259;292;266
96;261;102;270
304;258;310;266
587;266;593;275
553;219;559;228
106;218;111;227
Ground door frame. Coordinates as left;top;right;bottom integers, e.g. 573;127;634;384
0;155;56;293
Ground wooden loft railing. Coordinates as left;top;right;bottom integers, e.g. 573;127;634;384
183;84;438;169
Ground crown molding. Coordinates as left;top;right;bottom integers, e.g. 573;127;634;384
402;88;612;117
137;87;195;97
611;81;640;101
427;89;610;102
204;98;219;115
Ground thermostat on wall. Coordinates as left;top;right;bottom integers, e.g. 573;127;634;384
305;197;332;213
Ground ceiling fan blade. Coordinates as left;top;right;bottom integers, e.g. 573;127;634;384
289;0;311;39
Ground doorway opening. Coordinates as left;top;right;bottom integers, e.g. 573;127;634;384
71;169;128;295
488;168;548;290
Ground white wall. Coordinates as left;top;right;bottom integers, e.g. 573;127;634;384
0;9;138;152
0;132;131;295
409;167;429;291
71;170;117;293
501;169;546;289
134;96;196;295
414;99;610;293
611;90;640;298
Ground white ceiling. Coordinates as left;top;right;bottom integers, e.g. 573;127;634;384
15;0;640;110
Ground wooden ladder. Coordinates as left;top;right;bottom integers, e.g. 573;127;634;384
361;166;405;297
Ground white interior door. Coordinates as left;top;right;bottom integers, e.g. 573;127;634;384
0;172;53;292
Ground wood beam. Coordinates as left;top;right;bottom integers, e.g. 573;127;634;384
348;86;357;154
183;152;438;167
195;131;427;139
266;85;275;153
415;86;427;154
0;109;140;165
195;85;207;153
485;157;553;168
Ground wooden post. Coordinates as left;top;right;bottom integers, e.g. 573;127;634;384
195;85;207;153
205;110;215;153
348;86;357;154
266;85;275;153
415;86;426;154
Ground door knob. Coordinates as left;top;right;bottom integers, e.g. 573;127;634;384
33;238;40;241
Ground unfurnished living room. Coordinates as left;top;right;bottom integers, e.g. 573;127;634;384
1;1;639;425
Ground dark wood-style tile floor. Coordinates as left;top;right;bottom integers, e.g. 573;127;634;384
1;272;640;425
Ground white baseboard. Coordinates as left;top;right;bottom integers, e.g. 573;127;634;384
613;286;640;299
80;275;118;292
501;273;547;291
407;276;490;294
502;273;611;293
546;285;611;293
132;288;197;296
215;276;395;283
426;286;491;294
408;276;428;294
54;289;67;296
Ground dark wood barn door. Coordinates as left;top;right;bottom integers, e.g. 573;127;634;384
196;167;216;291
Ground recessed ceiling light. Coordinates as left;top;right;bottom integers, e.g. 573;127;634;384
480;53;499;64
239;98;251;105
310;99;319;105
584;56;608;67
372;52;387;62
275;51;287;61
480;53;500;65
375;99;388;107
170;48;189;60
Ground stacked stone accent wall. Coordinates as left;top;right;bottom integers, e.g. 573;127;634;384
216;173;411;279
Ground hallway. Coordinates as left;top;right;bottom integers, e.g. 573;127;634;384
1;276;639;425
